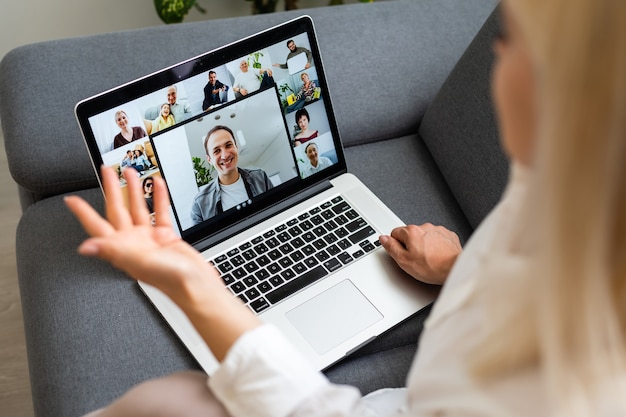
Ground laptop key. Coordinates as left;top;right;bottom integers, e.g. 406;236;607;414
243;276;258;287
312;239;327;250
257;255;271;266
278;257;293;268
245;288;261;300
337;239;351;250
324;219;338;231
315;250;330;262
217;261;233;274
267;262;282;274
335;214;349;225
361;242;376;253
281;268;296;280
327;244;341;256
230;282;245;294
266;265;329;304
244;261;259;273
257;281;272;294
304;256;318;268
310;214;324;225
302;244;315;256
293;262;307;274
323;258;342;272
266;237;280;248
324;233;338;244
232;268;246;280
338;252;354;265
221;273;234;285
254;243;269;255
302;231;316;242
250;298;270;313
267;249;282;261
349;226;376;245
242;249;256;261
255;269;270;281
312;226;327;237
231;255;245;267
331;201;351;214
269;276;284;287
279;243;294;254
345;218;368;233
290;250;305;262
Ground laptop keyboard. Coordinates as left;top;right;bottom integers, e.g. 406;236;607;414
209;196;381;314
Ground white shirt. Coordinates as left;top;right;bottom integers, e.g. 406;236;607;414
302;156;333;178
233;69;261;94
219;176;249;211
208;163;547;417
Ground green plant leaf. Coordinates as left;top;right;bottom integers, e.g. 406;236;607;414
155;0;196;24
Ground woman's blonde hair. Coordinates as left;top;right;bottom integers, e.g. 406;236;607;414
473;0;626;414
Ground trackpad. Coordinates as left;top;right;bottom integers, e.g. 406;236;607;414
285;280;383;355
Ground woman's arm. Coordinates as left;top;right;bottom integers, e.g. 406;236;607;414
64;166;261;361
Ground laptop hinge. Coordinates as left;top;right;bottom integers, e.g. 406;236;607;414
193;179;334;253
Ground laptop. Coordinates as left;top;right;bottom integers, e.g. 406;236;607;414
75;16;437;374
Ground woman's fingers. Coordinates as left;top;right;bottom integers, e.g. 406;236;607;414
102;166;134;230
64;195;115;238
153;175;173;230
122;168;151;227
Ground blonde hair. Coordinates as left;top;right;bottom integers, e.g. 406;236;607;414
472;0;626;415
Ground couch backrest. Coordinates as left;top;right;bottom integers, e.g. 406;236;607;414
419;7;510;230
0;0;497;209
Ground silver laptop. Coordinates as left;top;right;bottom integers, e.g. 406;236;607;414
75;16;437;374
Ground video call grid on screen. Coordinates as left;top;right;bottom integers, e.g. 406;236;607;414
82;23;344;240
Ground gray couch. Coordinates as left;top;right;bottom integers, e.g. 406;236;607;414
0;1;505;415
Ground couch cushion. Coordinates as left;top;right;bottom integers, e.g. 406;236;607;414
0;0;497;208
418;7;509;230
345;134;472;243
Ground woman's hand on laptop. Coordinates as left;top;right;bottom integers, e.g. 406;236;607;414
379;223;462;286
64;166;260;361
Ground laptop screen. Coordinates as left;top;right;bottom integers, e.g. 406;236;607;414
76;16;346;245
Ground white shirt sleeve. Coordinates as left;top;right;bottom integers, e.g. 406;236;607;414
208;324;385;417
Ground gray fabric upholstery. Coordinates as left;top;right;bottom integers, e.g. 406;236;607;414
419;7;509;229
346;134;472;243
1;0;497;208
0;1;506;416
